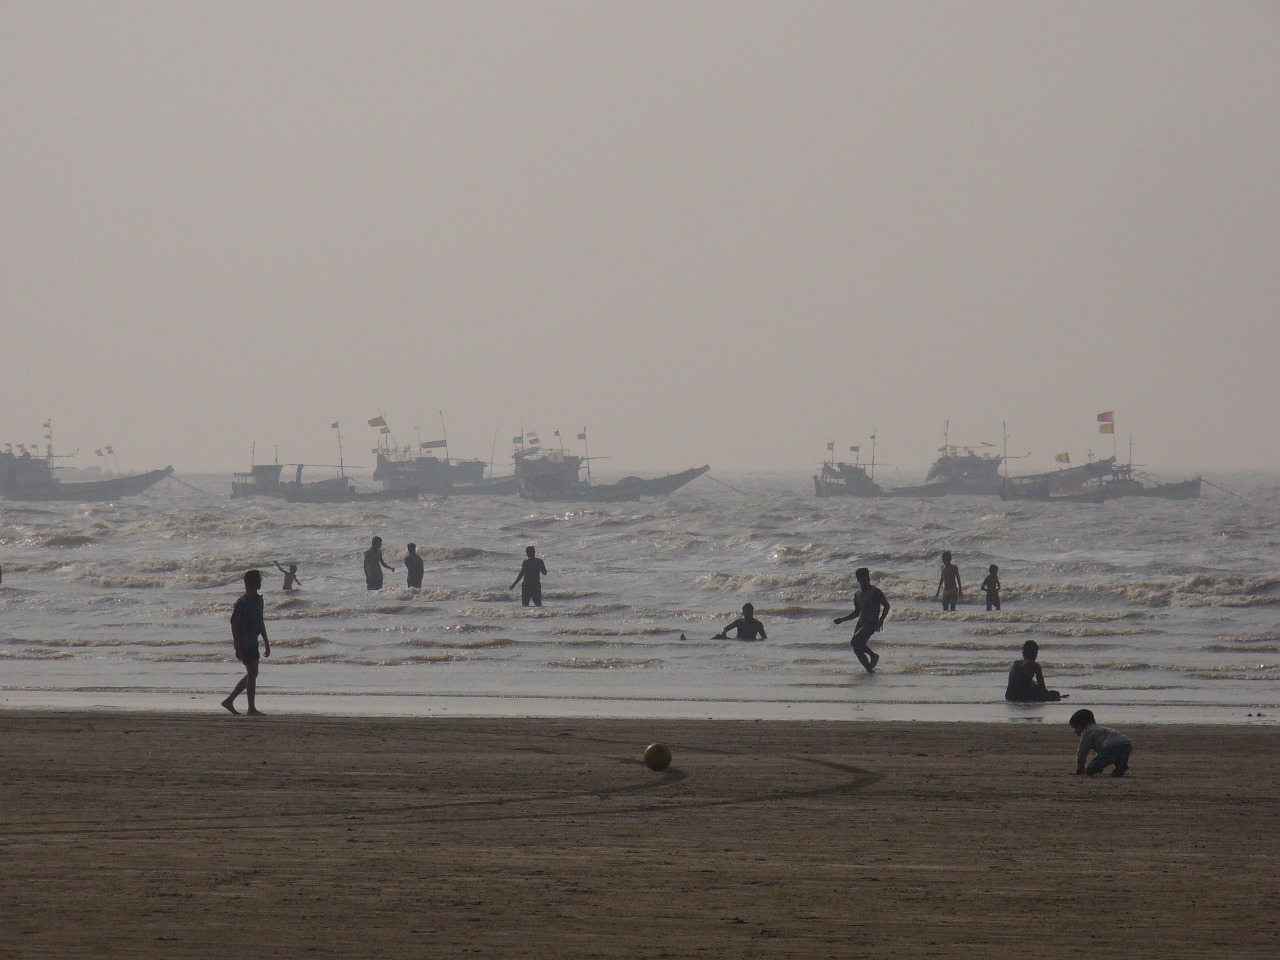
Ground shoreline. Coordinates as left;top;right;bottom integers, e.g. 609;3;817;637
3;712;1277;958
3;689;1277;725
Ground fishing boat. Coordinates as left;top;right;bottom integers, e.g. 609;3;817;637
280;467;419;504
813;437;883;497
232;424;418;503
1093;463;1202;501
2;426;173;502
1001;458;1119;501
884;446;1004;497
512;442;708;502
372;445;516;496
364;414;519;496
231;462;417;503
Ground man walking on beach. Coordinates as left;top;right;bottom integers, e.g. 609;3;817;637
405;543;424;589
364;536;395;591
222;569;270;715
510;545;548;607
834;567;890;673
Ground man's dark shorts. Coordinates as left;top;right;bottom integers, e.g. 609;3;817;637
522;582;542;607
851;622;877;648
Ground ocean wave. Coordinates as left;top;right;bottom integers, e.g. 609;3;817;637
549;626;675;637
962;625;1158;638
543;657;664;669
0;649;77;660
41;534;97;548
74;571;241;590
405;636;517;649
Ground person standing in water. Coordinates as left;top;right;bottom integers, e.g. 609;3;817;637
715;602;767;640
222;569;270;716
935;551;962;611
404;543;424;589
273;561;301;591
834;567;890;673
980;564;1000;611
510;545;548;607
364;536;395;591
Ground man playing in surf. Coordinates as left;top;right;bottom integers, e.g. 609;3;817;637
364;536;395;591
510;545;548;607
834;567;890;673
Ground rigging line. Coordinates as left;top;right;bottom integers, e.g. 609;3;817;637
703;474;750;497
165;475;212;496
1201;478;1244;499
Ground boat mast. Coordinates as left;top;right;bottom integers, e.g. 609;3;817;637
334;422;345;478
439;411;450;462
582;428;593;484
1002;421;1008;479
870;428;877;482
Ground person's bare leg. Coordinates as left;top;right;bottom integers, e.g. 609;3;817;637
245;662;262;715
222;675;247;714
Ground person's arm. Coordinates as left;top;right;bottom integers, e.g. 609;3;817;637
260;617;270;658
538;559;547;577
274;561;286;573
935;571;943;597
510;565;524;590
1076;730;1091;772
878;593;890;630
957;570;963;597
758;623;767;640
833;607;855;625
381;556;395;572
1031;663;1047;692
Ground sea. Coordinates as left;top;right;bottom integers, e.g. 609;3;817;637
2;472;1277;725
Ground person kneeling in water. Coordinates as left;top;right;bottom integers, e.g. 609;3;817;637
1005;639;1065;702
715;603;767;640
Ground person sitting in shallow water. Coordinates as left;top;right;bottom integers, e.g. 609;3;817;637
1005;640;1065;702
715;603;767;641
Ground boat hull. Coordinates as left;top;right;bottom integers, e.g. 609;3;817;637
282;485;420;504
2;466;174;501
520;465;710;502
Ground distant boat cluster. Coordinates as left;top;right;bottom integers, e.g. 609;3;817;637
4;414;1199;505
814;417;1201;502
2;418;709;504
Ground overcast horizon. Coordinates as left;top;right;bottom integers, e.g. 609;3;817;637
4;2;1278;480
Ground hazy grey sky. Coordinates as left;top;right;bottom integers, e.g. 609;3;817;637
3;2;1278;478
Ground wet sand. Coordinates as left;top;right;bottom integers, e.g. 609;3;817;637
2;712;1277;959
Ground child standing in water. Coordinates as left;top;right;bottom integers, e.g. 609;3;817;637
1070;709;1132;777
980;564;1000;610
935;551;962;611
222;569;270;716
273;561;301;591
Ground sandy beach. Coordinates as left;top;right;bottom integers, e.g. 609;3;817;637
2;712;1276;959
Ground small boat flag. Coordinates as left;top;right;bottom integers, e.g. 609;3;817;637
1055;452;1070;463
1096;411;1114;423
1099;423;1115;435
368;416;387;428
